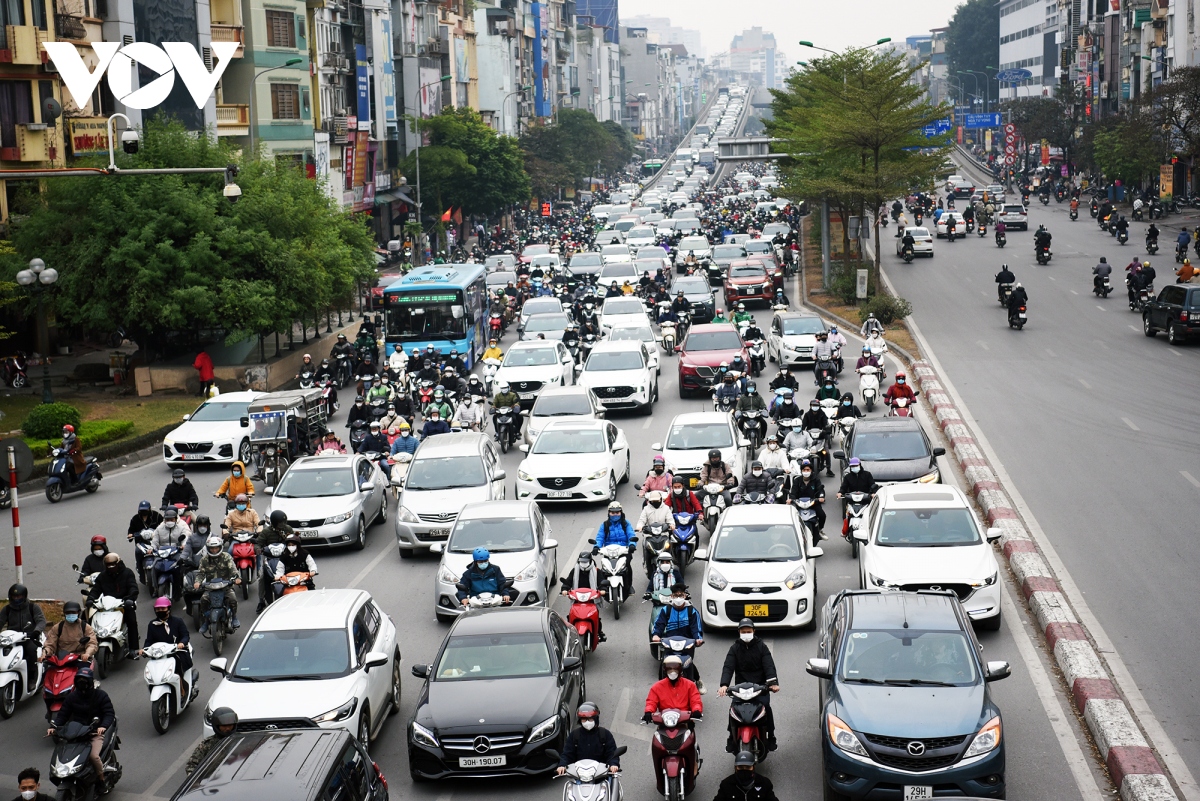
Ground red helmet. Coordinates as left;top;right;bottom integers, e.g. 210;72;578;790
90;535;106;548
62;424;75;434
576;702;599;722
153;596;171;610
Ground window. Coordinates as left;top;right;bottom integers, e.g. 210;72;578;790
271;83;300;119
266;9;296;48
324;744;370;801
352;607;372;664
0;80;34;148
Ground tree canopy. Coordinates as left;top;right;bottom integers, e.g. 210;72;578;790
1142;67;1200;160
945;0;999;106
519;109;633;197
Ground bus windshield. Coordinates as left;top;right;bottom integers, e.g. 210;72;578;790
385;291;467;342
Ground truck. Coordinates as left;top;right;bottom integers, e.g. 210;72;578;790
697;148;716;169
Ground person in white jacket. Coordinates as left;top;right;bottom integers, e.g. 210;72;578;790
635;491;676;532
451;395;487;431
757;435;790;472
151;507;190;548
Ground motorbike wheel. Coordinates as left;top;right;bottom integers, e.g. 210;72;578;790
613;594;622;621
45;483;63;504
500;431;509;454
54;788;70;801
11;373;26;388
849;536;859;559
152;695;171;734
0;681;16;718
96;649;109;680
213;625;226;657
865;397;874;412
191;605;204;632
667;775;683;801
239;568;251;600
85;480;100;494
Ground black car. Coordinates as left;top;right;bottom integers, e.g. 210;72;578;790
407;607;585;781
1143;284;1200;345
673;275;716;323
806;590;1011;800
833;418;945;484
173;727;388;801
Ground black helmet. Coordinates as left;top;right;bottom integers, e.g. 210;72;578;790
708;449;722;461
171;468;185;479
577;701;600;722
62;600;82;616
74;667;95;694
7;583;27;605
734;750;756;768
270;510;288;528
211;707;239;736
577;550;593;565
195;514;211;530
355;395;364;403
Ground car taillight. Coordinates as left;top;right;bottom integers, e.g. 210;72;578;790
1181;311;1189;322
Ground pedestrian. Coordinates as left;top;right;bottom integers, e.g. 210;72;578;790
192;350;214;398
12;768;55;801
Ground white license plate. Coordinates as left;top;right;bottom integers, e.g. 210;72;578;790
1018;313;1027;319
459;755;506;768
547;491;572;498
297;529;320;538
904;786;933;801
180;454;206;460
427;528;449;537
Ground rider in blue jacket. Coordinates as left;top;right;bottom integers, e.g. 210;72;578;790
455;548;511;606
593;501;636;597
651;582;706;690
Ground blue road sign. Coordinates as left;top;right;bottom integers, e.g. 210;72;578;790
963;113;1002;129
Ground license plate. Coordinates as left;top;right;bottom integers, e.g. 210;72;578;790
1018;313;1027;319
180;454;206;460
547;491;572;498
297;529;320;538
744;604;769;617
459;755;506;768
428;528;449;537
904;787;933;801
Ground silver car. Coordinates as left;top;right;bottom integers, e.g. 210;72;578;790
267;454;389;550
429;501;559;622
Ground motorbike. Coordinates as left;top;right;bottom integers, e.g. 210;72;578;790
335;353;354;387
1089;198;1099;217
745;338;765;377
995;231;1006;248
554;752;627;801
699;483;728;535
1130;285;1152;312
1039;193;1050;205
488;311;504;338
43;651;91;722
1008;304;1028;330
280;571;314;596
1177;243;1189;264
580;333;598;363
843;491;871;557
1094;276;1113;298
150;545;182;601
1118;229;1129;245
566;588;604;661
2;351;27;388
230;530;257;601
813;359;838;387
45;447;102;503
857;365;880;412
388;452;412;499
998;282;1014;307
1035;246;1052;265
901;245;914;263
48;720;123;801
298;367;316;389
737;409;765;455
142;641;198;734
492;406;519;454
1069;208;1078;221
726;682;770;764
87;595;131;678
964;218;975;233
0;629;44;718
348;419;369;452
650;708;700;800
866;335;888;368
641;523;671;578
654;635;698;681
1147;237;1159;255
482;357;501;396
320;379;338;416
200;578;235;656
595;542;635;620
659;320;678;354
977;222;987;238
131;529;155;586
793;496;825;551
887;396;915;417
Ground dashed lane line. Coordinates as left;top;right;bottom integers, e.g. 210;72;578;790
1121;417;1140;431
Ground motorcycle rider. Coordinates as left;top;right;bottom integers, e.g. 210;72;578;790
799;400;832;475
419;408;451;440
995;263;1016;302
594;502;636;598
140;596;192;699
1114;215;1129;239
731;303;752;327
713;751;779;801
736;461;774;502
757;435;790;473
718;618;780;752
769;365;798;394
713;371;741;408
451;394;486;432
667;478;703;517
994;218;1006;243
645;550;684;598
59;425;86;486
42;600;96;663
389;421;419;461
331;333;355;375
358;421;391;456
815;378;840;403
1093;257;1112;293
162;468;199;512
214;461;254;505
87;554;140;655
365;374;394;406
456;547;511;606
637;491;677;533
220;494;260;544
0;584;45;686
638;455;674;498
193;537;240;633
883;371;918;410
838;458;881;533
556;702;621;776
1178;258;1196;283
1177;227;1191;259
835;392;864;421
734;382;768;440
345;395;372;430
256;509;294;552
670;289;692;316
712;308;729;324
741;317;765;346
271;535;319;590
699;449;737;510
47;667;113;789
1034;225;1052;254
294;353;317;383
482;338;503;362
859;312;884;338
1007;282;1029;324
771;387;803;430
788;459;827;542
126;501;163;570
444;348;467;376
492;381;523;436
650;584;705;691
181;515;212;570
900;229;916;257
185;708;238;775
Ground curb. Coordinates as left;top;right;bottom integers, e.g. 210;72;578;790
910;359;1179;801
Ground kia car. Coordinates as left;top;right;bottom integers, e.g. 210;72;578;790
268;454;389;551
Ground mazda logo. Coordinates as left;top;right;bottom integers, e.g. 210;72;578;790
907;741;926;756
554;478;563;486
473;736;491;754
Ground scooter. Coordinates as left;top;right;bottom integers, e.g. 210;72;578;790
335;353;354;387
793;497;824;551
1069;208;1078;221
43;651;91;722
641;523;671;578
388;452;412;500
566;588;603;661
654;636;698;680
1;351;27;388
280;571;313;596
700;482;728;536
726;682;770;763
48;720;123;801
1035;246;1052;265
298;367;316;389
199;578;235;656
737;409;765;455
594;542;635;620
88;595;131;679
1118;229;1129;245
230;531;257;601
45;447;102;503
150;545;182;601
142;641;199;735
856;365;880;412
843;491;871;557
348;419;369;452
659;320;678;354
0;630;44;718
132;529;155;586
554;751;627;801
887;396;915;417
995;231;1006;248
1146;237;1159;255
488;312;504;339
1093;276;1113;298
1008;304;1028;329
901;246;914;263
650;708;699;800
492;406;519;454
481;357;501;396
998;283;1013;307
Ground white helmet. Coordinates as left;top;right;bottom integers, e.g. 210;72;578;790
205;536;222;552
497;380;510;392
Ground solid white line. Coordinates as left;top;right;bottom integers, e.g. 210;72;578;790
1182;471;1200;489
1168;349;1183;357
1078;379;1092;390
642;416;654;429
1121;417;1140;431
613;686;653;742
1128;325;1139;332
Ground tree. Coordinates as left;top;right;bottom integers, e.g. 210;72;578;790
519;110;630;196
1143;67;1200;160
945;0;999;106
415;107;530;217
1091;115;1161;185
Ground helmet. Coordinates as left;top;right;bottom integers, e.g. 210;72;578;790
370;421;382;430
746;382;757;394
211;707;238;737
607;501;623;513
848;457;861;467
90;535;107;548
7;583;27;604
154;596;171;610
765;433;777;442
303;353;311;360
355;395;365;404
103;553;121;567
1014;282;1022;289
398;421;411;431
662;655;684;671
497;380;510;392
234;493;248;503
895;371;906;380
577;550;593;565
829;326;838;334
138;500;151;512
472;547;490;562
781;388;793;398
736;302;745;311
63;600;81;616
164;506;179;519
751;460;763;470
62;424;75;434
206;536;222;552
577;702;600;722
270;509;288;527
862;345;870;353
652;454;665;465
1143;261;1151;268
172;468;185;479
708;449;722;461
73;667;94;693
195;515;211;530
337;333;347;341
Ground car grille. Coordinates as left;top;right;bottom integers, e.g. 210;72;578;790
729;586;782;595
898;583;974;601
863;732;968;772
865;734;968;751
287;519;324;528
441;732;527;754
723;600;788;622
418;511;459;524
513;381;543;394
538;477;581;489
175;442;213;454
737;286;766;296
594;385;636;399
695;366;717;379
236;718;319;733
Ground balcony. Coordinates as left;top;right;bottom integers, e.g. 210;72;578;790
210;23;245;57
54;13;87;40
216;104;249;136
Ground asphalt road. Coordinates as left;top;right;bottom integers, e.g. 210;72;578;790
883;173;1200;787
0;312;1103;800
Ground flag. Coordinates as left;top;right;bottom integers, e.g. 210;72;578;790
440;208;451;222
452;208;462;225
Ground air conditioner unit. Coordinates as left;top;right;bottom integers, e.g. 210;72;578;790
325;72;340;84
329;115;349;144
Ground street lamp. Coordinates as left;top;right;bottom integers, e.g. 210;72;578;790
501;84;533;135
248;57;304;156
14;258;59;404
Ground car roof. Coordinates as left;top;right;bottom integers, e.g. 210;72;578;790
542;419;606;432
877;484;968;509
173;728;353;801
590;340;643;353
412;431;491;457
458;500;536;520
198;391;262;403
687;323;738;334
668;411;733;427
289;454;356;470
508;339;561;351
844;591;964;632
775;312;822;322
253;589;367;631
533;385;590;398
718;504;795;525
450;606;549;635
852;417;923;433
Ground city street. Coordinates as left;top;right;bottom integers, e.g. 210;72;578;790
0;319;1105;800
884;162;1200;790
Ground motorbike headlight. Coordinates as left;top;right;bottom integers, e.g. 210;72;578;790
827;713;869;757
93;625;114;639
586;468;609;480
528;714;559;743
970;572;999;588
323;511;353;525
916;469;940;483
437;564;459;585
784;565;807;590
707;567;727;591
517;468;533;482
397;506;419;524
513;561;539;582
52;756;80;778
312;698;358;723
265;446;277;456
868;573;899;589
411;721;439;748
963;716;1002;758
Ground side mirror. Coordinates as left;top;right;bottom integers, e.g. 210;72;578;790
411;664;430;679
805;657;832;679
210;657;228;675
264;486;274;495
493;470;506;482
587;538;597;545
985;527;1002;542
543;538;558;550
518;444;529;453
693;548;708;560
985;661;1011;682
363;651;389;671
428;542;444;554
651;443;662;451
851;529;868;542
932;447;946;457
809;546;824;558
182;414;191;421
240;417;249;427
561;656;583;672
360;482;373;492
832;450;845;460
674;345;682;353
574;364;583;373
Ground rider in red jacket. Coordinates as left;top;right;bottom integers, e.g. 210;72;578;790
883;372;918;407
643;655;704;722
666;479;703;515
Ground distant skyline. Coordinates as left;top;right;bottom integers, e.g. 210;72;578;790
618;0;966;57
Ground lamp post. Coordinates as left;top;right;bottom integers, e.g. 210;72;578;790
501;84;533;136
14;258;59;404
957;71;980;109
406;75;452;264
248;57;305;156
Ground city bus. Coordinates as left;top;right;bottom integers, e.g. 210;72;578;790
381;264;488;367
641;159;665;177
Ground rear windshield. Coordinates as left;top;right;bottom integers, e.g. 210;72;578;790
851;430;929;461
713;245;746;260
532;393;592;417
679;236;710;250
685;331;742;351
570;253;602;268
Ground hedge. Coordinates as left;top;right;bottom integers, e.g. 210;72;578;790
21;403;82;438
24;420;134;454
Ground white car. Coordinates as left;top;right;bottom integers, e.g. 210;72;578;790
625;226;657;248
599;296;650;332
163;390;263;465
945;174;965;192
601;243;633;264
575;340;658;413
205;589;400;746
696;505;822;630
896;226;934;257
522;385;606;446
529;254;563;273
997;203;1028;230
607;323;661;375
677;235;713;262
515;419;630;503
493;340;575;403
768;312;827;367
856;484;1003;629
518;296;563;328
935;212;966;238
652;412;747;491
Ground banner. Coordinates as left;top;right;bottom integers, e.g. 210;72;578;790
1040;141;1050;166
356;44;370;123
68;117;109;155
984;130;992;152
1160;164;1174;198
381;18;396;123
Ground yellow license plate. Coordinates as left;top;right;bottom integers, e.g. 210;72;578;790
744;604;769;617
689;478;699;488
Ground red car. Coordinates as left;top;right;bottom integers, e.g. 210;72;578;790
722;260;774;307
519;244;551;265
742;253;784;292
676;323;749;397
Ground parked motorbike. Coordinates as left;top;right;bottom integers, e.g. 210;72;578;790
45;447;102;503
726;682;770;764
566;588;603;661
650;708;700;800
2;351;27;388
48;720;123;801
0;629;44;718
142;641;198;734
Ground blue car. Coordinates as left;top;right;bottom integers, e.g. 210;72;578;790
806;589;1011;800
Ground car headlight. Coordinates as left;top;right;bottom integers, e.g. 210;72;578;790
784;565;807;590
312;698;357;723
680;362;697;369
868;573;899;589
411;721;439;748
517;468;533;482
970;572;999;588
513;561;539;582
707;567;727;591
827;713;869;757
324;511;353;525
528;714;558;743
963;716;1002;758
586;468;609;480
438;564;459;584
916;469;940;483
163;439;175;449
397;506;419;524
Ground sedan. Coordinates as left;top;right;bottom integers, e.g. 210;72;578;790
833;418;946;485
600;244;633;264
696;504;823;630
935;212;966;238
567;252;603;279
520;244;551;265
267;454;388;550
515;419;629;503
408;607;584;780
486;270;517;292
600;296;650;332
606;323;661;375
485;254;517;272
518;312;571;343
518;296;563;329
522;385;605;447
653;411;747;490
895;226;933;257
768;312;826;367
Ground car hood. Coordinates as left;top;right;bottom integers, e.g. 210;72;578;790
859;457;933;483
832;683;988;739
270;494;359;521
210;673;361;721
521;452;609;477
684;292;713;304
727;274;770;286
495;365;563;384
708;558;804;583
601;312;647;328
867;543;996;584
663;445;739;474
580;368;649;387
403;485;491;512
417;677;561;732
165;419;244;443
440;549;539;580
780;334;817;348
681;348;745;366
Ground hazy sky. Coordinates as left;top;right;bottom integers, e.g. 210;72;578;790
619;0;967;57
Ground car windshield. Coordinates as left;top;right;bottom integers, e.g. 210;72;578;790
523;299;561;316
665;422;733;450
600;264;636;280
532;393;592;417
851;430;929;461
435;632;552;681
486;256;515;269
713;524;802;561
609;326;654;343
533;428;606;454
504;346;560;366
230;629;350;680
781;318;826;336
876;508;980;546
188;400;250;422
275;468;355;498
679;237;710;250
570;253;602;268
405;455;487;490
840;629;978;685
635;259;666;271
628;227;654;238
486;271;517;287
449;517;534;553
907;228;930;238
713;245;746;260
729;264;767;279
604;298;644;315
685;331;742;351
524;245;550;257
585;350;644;371
675;279;709;295
1003;205;1025;214
531;256;558;267
744;241;770;253
523;314;569;333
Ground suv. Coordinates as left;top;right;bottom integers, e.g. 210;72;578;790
676;324;748;398
806;589;1010;800
1142;284;1200;345
996;203;1027;230
833;418;945;484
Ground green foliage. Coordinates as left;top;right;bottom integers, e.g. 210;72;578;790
22;402;82;438
828;264;861;305
1091;116;1162;183
859;294;913;325
1143;67;1200;159
23;420;134;453
1000;84;1082;152
520;110;633;196
945;0;999;104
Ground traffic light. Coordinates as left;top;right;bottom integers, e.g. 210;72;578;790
541;202;551;217
1171;156;1179;165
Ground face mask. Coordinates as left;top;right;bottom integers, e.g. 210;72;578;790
752;469;762;477
92;548;104;557
850;466;861;474
670;597;687;608
898;379;905;385
287;545;298;553
173;477;183;484
739;632;754;643
666;670;680;681
236;504;247;512
156;610;169;620
653;466;664;475
793;427;802;434
232;469;242;477
825;385;833;390
843;400;851;406
649;500;662;509
356;402;363;407
477;561;489;570
735;771;754;786
609;514;621;523
400;431;409;437
768;443;778;450
21;790;36;800
64;614;79;624
801;470;812;479
659;562;672;573
198;526;210;536
165;522;176;530
577;561;590;571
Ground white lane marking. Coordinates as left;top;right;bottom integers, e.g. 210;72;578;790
1121;417;1140;431
976;340;990;351
1128;325;1139;332
1078;379;1092;389
1070;290;1078;295
1048;276;1057;281
1182;471;1200;489
642;416;654;429
1001;583;1102;800
613;686;653;742
348;534;396;589
434;793;453;801
1096;306;1106;312
1168;349;1183;357
1044;348;1056;358
143;736;204;796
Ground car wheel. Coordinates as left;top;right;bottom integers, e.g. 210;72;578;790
238;439;252;464
374;491;388;526
399;547;413;560
357;707;371;747
352;517;367;551
823;782;851;801
388;653;403;715
678;383;688;399
607;474;617;502
976;610;1002;632
1143;315;1157;337
1168;325;1183;346
620;451;630;484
